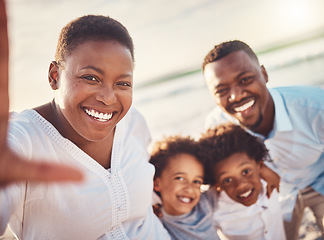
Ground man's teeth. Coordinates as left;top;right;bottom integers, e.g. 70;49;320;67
240;190;252;198
234;100;255;112
85;108;113;122
178;196;191;203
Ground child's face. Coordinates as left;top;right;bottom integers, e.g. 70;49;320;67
154;153;204;216
214;152;262;206
49;40;133;143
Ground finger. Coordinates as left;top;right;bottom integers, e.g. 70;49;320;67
0;0;9;147
266;184;274;198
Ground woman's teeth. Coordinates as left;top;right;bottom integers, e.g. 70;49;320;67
234;100;255;112
85;108;113;122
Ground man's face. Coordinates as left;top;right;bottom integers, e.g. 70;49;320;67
204;51;273;135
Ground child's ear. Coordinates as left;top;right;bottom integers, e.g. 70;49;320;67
48;61;60;90
257;161;264;172
214;184;222;192
153;178;161;192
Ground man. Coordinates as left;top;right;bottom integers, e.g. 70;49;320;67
202;40;324;240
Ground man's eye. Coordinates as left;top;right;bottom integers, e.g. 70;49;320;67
241;76;252;84
215;88;228;96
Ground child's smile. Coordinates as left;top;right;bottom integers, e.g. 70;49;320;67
214;152;262;206
154;153;204;215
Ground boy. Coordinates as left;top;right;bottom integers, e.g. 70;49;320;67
199;123;286;240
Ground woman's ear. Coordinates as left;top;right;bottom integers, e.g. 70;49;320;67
153;178;161;192
48;61;59;90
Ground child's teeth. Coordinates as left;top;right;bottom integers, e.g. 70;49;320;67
240;190;252;198
179;197;191;203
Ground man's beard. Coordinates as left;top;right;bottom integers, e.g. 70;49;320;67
242;113;263;132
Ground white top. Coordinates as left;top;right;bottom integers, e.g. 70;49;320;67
0;108;170;240
213;181;286;240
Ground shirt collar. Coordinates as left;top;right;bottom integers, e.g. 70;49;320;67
269;88;293;135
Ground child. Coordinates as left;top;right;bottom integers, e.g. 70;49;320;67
0;3;169;239
199;123;286;240
149;135;221;240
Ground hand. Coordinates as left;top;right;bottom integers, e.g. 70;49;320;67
259;162;280;198
0;0;83;188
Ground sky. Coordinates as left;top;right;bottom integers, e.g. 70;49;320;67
5;0;324;111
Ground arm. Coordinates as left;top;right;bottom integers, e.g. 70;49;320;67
259;161;280;198
0;0;83;188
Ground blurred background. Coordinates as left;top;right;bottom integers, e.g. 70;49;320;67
5;0;324;239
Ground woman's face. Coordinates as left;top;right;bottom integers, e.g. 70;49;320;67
49;40;133;144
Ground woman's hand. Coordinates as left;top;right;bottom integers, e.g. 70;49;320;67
0;0;83;188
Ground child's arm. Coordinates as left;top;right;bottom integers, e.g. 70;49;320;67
259;162;280;198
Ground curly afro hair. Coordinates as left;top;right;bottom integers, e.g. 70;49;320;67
198;123;269;185
149;135;208;184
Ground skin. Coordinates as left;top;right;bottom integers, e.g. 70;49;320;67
214;152;263;206
154;153;204;216
0;0;83;187
35;40;134;169
204;50;275;136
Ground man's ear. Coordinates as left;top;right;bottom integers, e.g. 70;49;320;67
260;65;269;83
154;178;161;192
48;61;60;90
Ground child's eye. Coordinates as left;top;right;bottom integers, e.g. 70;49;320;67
175;177;184;181
82;75;99;82
242;169;251;175
193;179;203;185
223;178;232;184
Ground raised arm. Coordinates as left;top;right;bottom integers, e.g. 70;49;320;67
0;0;83;188
259;161;280;198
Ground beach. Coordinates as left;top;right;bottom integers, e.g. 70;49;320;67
2;0;324;239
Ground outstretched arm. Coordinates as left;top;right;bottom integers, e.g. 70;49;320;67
0;0;83;188
259;161;280;198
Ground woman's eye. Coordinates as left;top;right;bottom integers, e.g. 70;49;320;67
117;81;132;88
83;75;98;82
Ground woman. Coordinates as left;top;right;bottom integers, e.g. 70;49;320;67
0;1;170;239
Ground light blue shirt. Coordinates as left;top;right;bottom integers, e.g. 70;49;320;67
205;86;324;221
160;190;220;240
